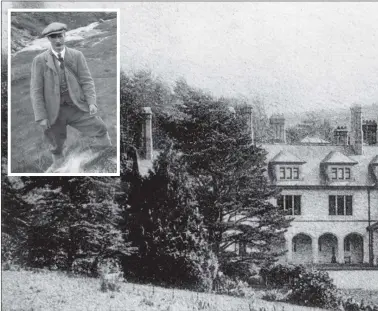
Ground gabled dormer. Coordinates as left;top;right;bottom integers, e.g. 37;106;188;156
320;151;358;183
269;151;306;183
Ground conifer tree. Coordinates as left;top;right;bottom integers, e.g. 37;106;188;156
125;145;218;289
17;176;133;273
162;81;291;269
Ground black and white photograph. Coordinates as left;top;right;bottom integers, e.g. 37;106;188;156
8;8;119;175
1;2;378;311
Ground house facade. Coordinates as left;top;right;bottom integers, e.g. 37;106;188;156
263;105;378;266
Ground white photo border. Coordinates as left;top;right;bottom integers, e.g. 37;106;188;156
7;8;121;177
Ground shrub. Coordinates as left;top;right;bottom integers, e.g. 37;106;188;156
287;269;339;309
343;298;378;311
259;264;305;288
213;273;251;297
172;249;219;292
99;258;124;292
261;289;288;302
221;260;262;286
72;258;95;276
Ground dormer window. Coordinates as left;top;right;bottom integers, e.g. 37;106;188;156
331;167;351;180
321;151;357;183
269;151;306;183
279;166;300;180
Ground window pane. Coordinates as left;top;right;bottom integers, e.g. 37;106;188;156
338;168;344;180
346;196;353;215
285;195;293;215
329;195;336;215
286;167;292;179
279;167;285;179
337;196;345;215
293;167;299;180
331;168;337;180
344;238;351;252
345;168;351;180
294;195;301;215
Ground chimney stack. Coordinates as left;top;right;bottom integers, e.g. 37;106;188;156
141;107;153;160
270;114;286;143
333;126;349;145
350;104;363;155
240;105;254;145
362;120;377;145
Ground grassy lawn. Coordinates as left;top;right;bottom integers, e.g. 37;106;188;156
9;18;117;173
2;270;327;311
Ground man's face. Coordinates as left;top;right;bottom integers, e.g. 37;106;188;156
47;32;65;53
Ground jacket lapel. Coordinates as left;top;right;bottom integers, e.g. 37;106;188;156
64;48;75;71
45;50;57;73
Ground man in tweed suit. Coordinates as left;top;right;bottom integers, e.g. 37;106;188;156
30;22;111;172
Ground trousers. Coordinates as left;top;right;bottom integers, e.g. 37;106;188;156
44;92;108;155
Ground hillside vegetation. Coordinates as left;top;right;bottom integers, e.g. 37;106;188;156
11;12;117;53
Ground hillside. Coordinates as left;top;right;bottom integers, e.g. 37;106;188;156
9;15;118;173
2;270;326;311
10;12;117;53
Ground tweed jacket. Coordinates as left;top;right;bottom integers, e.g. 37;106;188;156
30;47;96;124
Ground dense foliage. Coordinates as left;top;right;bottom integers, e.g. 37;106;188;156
161;81;290;269
287;269;340;309
125;146;218;290
259;264;306;287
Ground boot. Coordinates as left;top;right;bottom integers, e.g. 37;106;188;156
94;132;112;147
45;154;65;173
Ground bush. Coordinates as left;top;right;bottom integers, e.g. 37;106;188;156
164;249;219;292
1;233;24;267
287;270;340;309
343;298;378;311
221;260;262;286
99;258;124;292
261;289;288;302
72;258;95;276
259;264;306;288
213;273;251;297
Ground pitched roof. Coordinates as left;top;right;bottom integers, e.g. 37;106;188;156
371;155;378;166
263;144;378;186
300;136;331;144
321;151;358;165
270;150;306;164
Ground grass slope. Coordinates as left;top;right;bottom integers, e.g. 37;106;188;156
1;270;327;311
11;12;117;53
10;18;117;173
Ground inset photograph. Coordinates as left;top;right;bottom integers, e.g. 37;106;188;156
8;9;119;175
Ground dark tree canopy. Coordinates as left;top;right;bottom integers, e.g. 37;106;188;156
161;81;291;267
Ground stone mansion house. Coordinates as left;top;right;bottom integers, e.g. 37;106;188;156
136;104;378;266
263;105;378;266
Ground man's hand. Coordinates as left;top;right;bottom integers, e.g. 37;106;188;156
38;119;50;131
89;104;97;115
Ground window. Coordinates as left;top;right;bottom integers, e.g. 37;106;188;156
279;166;300;180
344;238;351;252
329;195;353;215
277;195;301;215
331;167;351;180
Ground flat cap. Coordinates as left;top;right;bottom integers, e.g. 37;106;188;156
42;22;67;37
